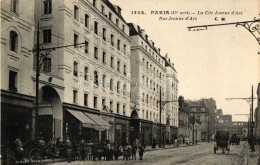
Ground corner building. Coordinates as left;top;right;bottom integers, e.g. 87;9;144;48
1;0;36;147
33;0;131;144
128;23;170;146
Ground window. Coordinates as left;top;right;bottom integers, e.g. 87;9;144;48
102;98;106;106
123;64;126;75
85;41;89;54
43;29;51;44
123;105;126;115
85;14;89;28
9;70;17;92
116;19;119;26
94;70;98;85
43;0;52;14
117;60;120;72
73;61;78;76
94;47;98;59
110;79;113;90
102;52;106;63
93;0;96;6
42;58;51;72
110;101;113;112
84;93;88;106
73;90;78;103
10;31;18;52
11;0;18;13
74;5;79;20
110;34;114;46
122;25;125;32
110;56;114;68
123;84;126;95
84;66;89;80
117;81;120;93
101;5;105;13
109;12;112;20
123;44;126;54
102;75;106;88
74;34;78;47
117;103;120;113
94;96;98;108
102;28;106;41
117;39;120;50
142;93;145;102
146;95;148;103
94;21;98;34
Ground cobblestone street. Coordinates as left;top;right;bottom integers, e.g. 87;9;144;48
50;142;249;165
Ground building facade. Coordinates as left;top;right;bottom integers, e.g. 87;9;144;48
163;55;179;143
178;96;189;141
187;100;210;142
128;23;171;146
255;83;260;142
34;0;132;144
1;0;36;147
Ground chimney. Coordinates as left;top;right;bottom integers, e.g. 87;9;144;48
151;41;155;47
137;25;141;33
145;35;148;41
165;53;168;58
158;48;161;54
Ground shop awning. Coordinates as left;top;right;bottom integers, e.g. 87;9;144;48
84;112;111;131
67;109;96;128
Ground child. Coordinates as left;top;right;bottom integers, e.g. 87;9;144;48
138;145;145;160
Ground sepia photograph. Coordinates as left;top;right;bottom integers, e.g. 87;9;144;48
1;0;259;164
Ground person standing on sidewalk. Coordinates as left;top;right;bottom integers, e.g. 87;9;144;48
138;145;145;160
65;137;72;163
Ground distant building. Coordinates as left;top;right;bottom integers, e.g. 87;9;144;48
217;115;233;132
228;122;248;139
178;96;189;141
186;100;209;142
216;109;223;117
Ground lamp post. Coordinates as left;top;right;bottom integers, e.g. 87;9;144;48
32;21;85;138
158;87;178;148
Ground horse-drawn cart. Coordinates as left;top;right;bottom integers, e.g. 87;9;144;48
213;131;230;154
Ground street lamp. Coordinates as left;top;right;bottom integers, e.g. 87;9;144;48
157;87;178;148
32;21;85;138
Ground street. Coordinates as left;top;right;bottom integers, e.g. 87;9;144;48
50;142;246;165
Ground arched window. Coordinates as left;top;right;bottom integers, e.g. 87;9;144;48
110;79;113;90
10;31;18;52
74;5;79;20
117;81;120;93
73;61;78;76
94;70;98;85
102;74;106;87
84;66;89;80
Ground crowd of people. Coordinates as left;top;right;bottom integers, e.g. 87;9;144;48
12;137;145;163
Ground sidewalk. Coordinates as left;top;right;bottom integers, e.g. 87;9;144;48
243;143;260;165
43;143;195;164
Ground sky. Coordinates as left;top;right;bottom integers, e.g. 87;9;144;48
110;0;260;121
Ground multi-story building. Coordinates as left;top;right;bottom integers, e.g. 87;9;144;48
34;0;132;144
1;0;36;147
128;23;169;146
187;100;209;142
228;122;248;140
201;98;217;139
163;54;178;143
178;96;189;142
217;114;233;132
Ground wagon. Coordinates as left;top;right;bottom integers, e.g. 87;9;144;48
213;131;230;154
